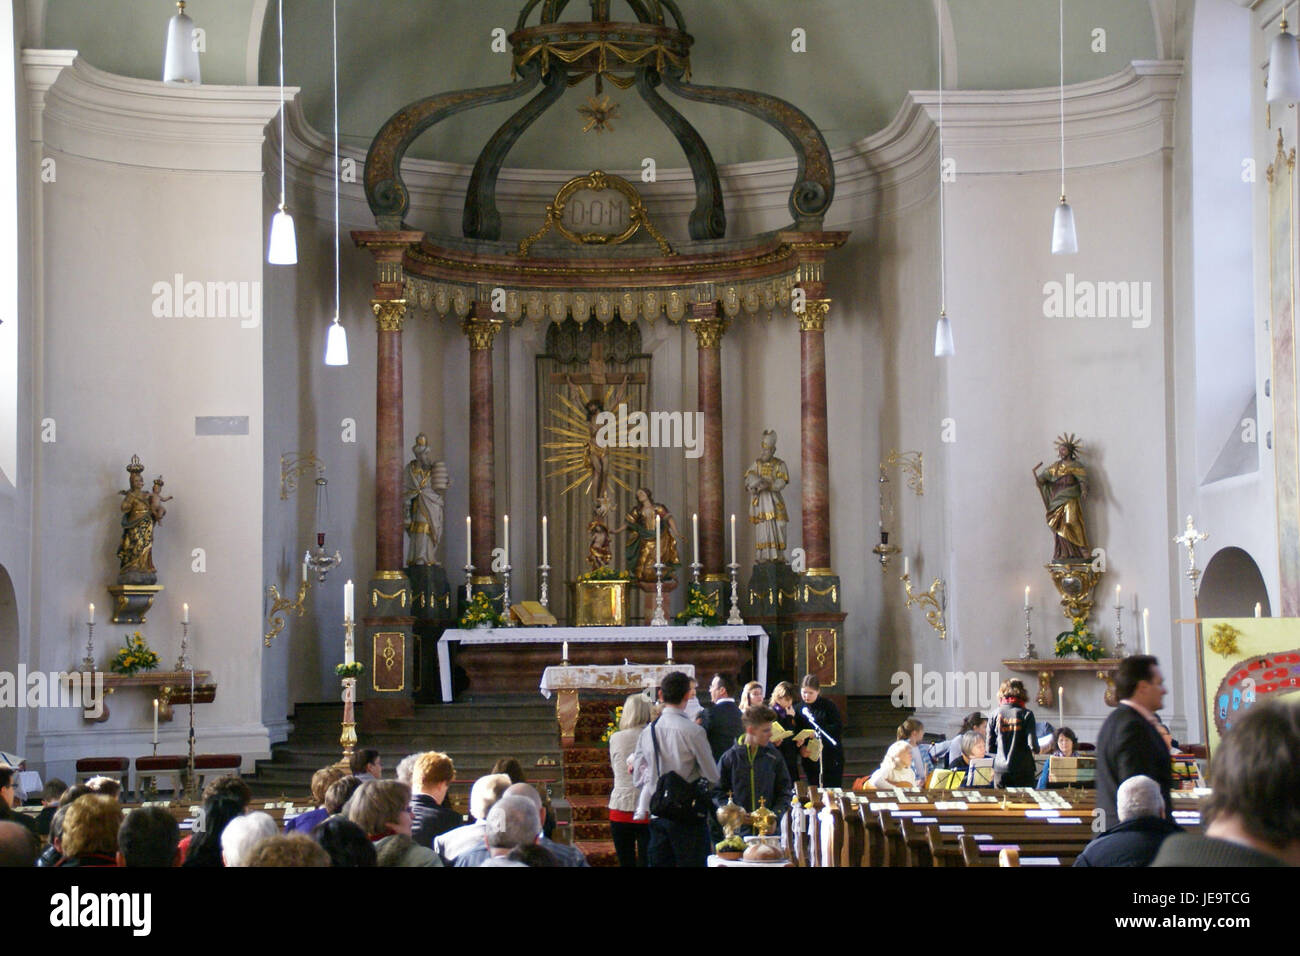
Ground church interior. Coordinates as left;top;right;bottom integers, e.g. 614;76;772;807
0;0;1297;877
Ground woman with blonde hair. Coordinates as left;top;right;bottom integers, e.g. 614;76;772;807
897;717;933;784
867;741;919;790
740;681;765;709
608;692;653;867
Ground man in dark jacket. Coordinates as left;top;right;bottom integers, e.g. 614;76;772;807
700;673;745;763
714;705;792;834
1095;655;1173;832
409;752;461;848
1074;775;1179;866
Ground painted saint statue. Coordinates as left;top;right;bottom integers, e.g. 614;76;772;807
744;429;790;562
403;433;449;566
615;487;681;582
117;455;165;584
1033;433;1090;562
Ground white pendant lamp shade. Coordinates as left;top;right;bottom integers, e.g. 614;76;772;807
934;310;954;358
268;205;298;265
1268;16;1300;105
163;2;201;84
325;317;349;366
1051;197;1078;255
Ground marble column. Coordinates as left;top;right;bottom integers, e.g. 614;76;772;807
464;307;503;578
373;299;407;574
688;303;727;583
799;298;833;573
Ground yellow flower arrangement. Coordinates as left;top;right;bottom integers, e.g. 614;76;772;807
109;632;160;675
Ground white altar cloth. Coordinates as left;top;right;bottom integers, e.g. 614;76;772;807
436;625;768;702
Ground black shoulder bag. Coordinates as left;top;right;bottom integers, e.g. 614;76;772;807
648;718;710;823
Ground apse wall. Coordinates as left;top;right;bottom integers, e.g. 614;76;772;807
21;55;281;779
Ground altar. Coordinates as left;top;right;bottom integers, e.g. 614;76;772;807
437;625;768;702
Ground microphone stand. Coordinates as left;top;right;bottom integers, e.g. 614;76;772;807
801;706;838;791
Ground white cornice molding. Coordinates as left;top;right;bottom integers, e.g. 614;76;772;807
271;61;1182;232
31;54;286;172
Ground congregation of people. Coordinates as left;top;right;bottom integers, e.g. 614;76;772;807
1;655;1296;869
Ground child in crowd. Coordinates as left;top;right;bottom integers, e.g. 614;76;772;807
714;705;793;834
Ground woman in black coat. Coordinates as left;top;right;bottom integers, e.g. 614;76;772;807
987;679;1039;788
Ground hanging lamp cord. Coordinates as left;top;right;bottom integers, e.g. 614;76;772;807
938;10;946;315
1059;0;1066;199
332;0;340;322
277;0;286;209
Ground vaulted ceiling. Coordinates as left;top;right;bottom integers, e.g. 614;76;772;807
43;0;1159;168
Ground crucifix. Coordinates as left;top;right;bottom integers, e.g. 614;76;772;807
1173;514;1209;595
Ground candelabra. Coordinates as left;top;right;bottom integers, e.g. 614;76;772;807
650;562;668;626
83;620;96;671
871;531;901;572
464;561;475;604
175;620;191;671
690;558;702;587
502;564;515;627
539;562;551;609
726;561;744;625
1021;604;1036;659
1112;600;1127;658
901;570;948;640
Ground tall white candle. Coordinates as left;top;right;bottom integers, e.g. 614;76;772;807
730;514;737;565
153;698;159;745
1024;586;1030;609
1142;608;1150;655
503;514;510;566
542;515;548;566
1114;584;1121;605
344;579;354;622
1255;602;1263;618
302;554;309;583
903;556;910;577
562;640;569;662
88;603;94;625
466;515;472;567
655;514;661;566
182;602;189;625
667;639;673;660
692;513;699;564
1058;687;1064;731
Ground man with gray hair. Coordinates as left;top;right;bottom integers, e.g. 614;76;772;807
394;753;420;786
1073;774;1179;867
435;772;511;864
455;782;589;867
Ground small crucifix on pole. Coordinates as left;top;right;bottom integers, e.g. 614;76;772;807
1173;514;1209;595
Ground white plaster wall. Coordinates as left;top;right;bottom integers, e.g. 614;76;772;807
21;57;281;780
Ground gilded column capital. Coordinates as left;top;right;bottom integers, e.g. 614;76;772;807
797;298;831;333
687;315;728;349
462;316;504;350
372;298;408;332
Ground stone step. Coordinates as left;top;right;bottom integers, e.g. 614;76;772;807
574;841;619;868
574;820;611;841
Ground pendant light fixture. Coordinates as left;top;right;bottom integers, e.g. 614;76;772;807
934;12;954;358
1051;0;1078;255
323;0;349;366
162;1;201;85
267;0;298;265
1268;3;1300;105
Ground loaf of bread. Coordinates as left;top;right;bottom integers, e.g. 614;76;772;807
742;842;785;862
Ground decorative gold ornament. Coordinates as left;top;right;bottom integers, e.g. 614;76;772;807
372;298;408;332
901;570;947;639
578;94;621;133
797;298;830;332
1045;561;1102;623
750;796;777;836
1208;622;1243;657
688;315;727;349
279;452;325;501
885;450;924;496
265;577;310;647
462;316;503;350
518;170;672;257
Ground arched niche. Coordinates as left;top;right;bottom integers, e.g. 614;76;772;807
1199;547;1271;618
